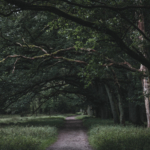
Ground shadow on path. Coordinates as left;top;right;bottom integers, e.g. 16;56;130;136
46;116;94;150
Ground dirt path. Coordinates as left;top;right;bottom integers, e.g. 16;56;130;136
46;116;94;150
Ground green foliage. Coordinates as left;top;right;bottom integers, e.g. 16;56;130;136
89;126;150;150
0;115;65;150
0;126;57;150
83;118;150;150
0;115;65;128
75;112;83;115
0;0;150;128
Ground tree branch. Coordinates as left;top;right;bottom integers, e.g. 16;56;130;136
104;58;142;73
2;0;150;69
4;0;150;11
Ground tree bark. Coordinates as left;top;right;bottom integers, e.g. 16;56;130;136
127;76;144;126
138;14;150;127
105;84;120;124
117;91;125;125
141;70;150;127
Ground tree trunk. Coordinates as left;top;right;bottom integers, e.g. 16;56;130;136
141;71;150;127
117;91;125;125
129;101;144;126
87;105;93;116
127;73;144;125
138;14;150;127
105;84;120;124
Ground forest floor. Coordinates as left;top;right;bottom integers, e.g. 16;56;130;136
46;116;94;150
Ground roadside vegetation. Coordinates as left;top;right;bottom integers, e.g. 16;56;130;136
75;115;90;120
0;115;65;126
82;117;150;150
0;114;66;150
0;113;77;125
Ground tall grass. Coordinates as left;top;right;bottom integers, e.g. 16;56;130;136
83;118;150;150
0;115;50;124
0;115;65;150
0;126;57;150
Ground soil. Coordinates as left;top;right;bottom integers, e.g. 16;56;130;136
46;116;94;150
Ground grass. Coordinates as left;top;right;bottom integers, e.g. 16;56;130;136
0;115;65;127
83;117;114;128
0;126;57;150
75;112;83;115
75;115;90;120
0;113;77;125
82;118;150;150
61;113;76;117
0;114;65;150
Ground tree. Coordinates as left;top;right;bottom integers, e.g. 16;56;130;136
0;0;150;126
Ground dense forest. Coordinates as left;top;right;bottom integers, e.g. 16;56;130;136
0;0;150;129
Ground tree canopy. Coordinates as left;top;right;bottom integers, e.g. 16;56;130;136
0;0;150;126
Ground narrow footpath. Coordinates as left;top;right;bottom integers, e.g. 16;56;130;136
46;116;94;150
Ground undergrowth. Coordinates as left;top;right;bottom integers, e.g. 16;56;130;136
0;115;65;150
75;112;83;115
83;118;150;150
75;115;90;120
0;126;57;150
0;115;65;126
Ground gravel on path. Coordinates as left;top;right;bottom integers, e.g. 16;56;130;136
46;116;94;150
